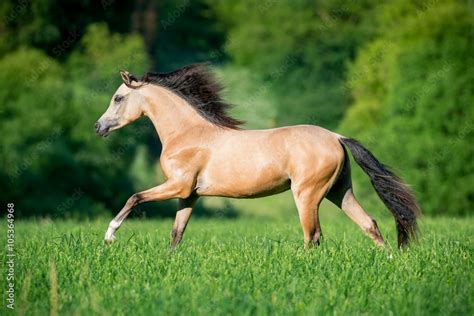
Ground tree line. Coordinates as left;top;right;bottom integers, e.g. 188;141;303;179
0;0;471;217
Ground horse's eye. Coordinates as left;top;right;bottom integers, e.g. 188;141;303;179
114;95;124;103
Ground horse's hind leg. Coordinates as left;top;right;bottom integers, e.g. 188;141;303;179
292;181;331;248
171;194;199;248
340;189;384;245
326;154;384;245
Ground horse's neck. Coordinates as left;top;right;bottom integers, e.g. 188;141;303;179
142;85;214;147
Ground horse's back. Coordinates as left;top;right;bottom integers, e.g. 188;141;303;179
195;124;344;198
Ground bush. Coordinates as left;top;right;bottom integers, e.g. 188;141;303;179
0;24;158;218
210;0;381;129
339;0;474;216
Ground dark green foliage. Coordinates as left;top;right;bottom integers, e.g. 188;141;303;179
0;0;134;58
340;0;473;216
154;0;227;70
0;25;155;218
209;0;381;129
0;0;471;218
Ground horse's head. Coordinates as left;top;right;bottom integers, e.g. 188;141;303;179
95;71;146;137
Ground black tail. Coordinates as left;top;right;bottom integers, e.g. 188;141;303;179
339;137;420;248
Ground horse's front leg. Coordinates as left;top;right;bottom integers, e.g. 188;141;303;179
104;180;191;244
171;193;199;248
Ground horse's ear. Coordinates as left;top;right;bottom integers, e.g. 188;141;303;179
120;70;130;84
120;70;142;88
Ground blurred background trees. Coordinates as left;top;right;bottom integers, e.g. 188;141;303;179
0;0;472;218
340;0;474;216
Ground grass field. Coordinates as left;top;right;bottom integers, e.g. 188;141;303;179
1;196;473;315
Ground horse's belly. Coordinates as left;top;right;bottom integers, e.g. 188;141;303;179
196;177;291;198
195;160;290;198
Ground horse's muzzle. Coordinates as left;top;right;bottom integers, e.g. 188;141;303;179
95;121;111;137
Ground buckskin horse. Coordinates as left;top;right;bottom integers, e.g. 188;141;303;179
95;64;420;249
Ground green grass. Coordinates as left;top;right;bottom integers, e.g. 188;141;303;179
1;211;472;315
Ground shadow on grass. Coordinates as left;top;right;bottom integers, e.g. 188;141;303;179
130;198;239;219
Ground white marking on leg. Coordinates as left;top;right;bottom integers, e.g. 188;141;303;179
104;228;116;244
109;219;121;229
104;220;121;244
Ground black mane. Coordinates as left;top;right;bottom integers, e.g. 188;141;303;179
140;64;243;129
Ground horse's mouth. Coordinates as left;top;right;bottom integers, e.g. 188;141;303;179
95;121;117;137
95;126;110;137
98;129;110;137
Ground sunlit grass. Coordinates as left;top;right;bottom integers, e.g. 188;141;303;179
1;213;472;315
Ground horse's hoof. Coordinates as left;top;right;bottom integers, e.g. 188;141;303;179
104;238;115;245
104;234;116;245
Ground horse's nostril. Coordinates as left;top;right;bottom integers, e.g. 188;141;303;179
95;122;100;131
